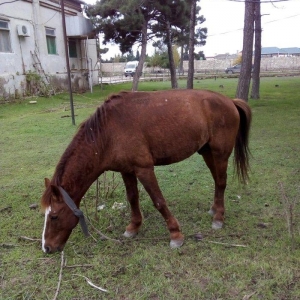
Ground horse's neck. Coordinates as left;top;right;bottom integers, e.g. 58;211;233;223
56;139;105;205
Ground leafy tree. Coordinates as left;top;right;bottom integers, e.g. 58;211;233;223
194;50;206;60
86;0;157;91
148;44;180;70
172;45;180;68
151;0;190;88
152;0;206;83
175;1;207;76
148;52;162;70
87;0;206;90
233;54;243;66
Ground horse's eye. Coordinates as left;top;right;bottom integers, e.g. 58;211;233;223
50;215;58;220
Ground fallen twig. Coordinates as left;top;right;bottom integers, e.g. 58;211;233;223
19;236;41;242
205;240;248;248
53;251;65;300
0;243;17;248
243;291;256;299
65;264;93;269
278;181;296;251
87;219;122;244
73;274;108;293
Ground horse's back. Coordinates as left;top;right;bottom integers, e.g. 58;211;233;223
102;90;240;167
106;89;238;128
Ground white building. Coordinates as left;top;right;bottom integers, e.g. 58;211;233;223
0;0;98;99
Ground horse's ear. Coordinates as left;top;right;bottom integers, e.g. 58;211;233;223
50;185;61;199
44;178;50;188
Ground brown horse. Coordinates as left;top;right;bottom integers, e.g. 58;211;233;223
41;89;251;253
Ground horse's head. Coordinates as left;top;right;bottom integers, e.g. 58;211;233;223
41;178;79;254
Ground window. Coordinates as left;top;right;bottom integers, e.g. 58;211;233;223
45;27;57;55
0;20;12;53
68;39;77;58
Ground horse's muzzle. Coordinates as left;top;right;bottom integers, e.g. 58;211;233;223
43;245;63;254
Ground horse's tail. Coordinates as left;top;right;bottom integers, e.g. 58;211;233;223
233;99;252;183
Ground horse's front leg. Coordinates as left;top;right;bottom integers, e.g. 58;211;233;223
134;166;184;248
121;172;143;237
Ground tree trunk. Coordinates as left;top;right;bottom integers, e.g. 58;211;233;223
166;20;178;89
251;0;261;99
187;0;196;89
132;20;148;92
236;1;255;101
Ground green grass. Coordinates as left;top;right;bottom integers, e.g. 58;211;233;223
1;78;300;299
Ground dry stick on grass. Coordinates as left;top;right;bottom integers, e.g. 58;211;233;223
104;172;120;200
0;243;17;248
205;240;248;248
73;274;108;293
95;178;99;221
242;291;256;300
65;264;93;269
53;251;65;300
19;236;41;242
279;181;296;251
87;219;122;244
82;188;122;244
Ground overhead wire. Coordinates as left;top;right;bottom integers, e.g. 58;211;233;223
227;0;290;3
206;13;300;37
0;0;22;6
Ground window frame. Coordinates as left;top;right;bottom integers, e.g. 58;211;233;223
45;27;57;55
68;39;77;58
0;19;12;53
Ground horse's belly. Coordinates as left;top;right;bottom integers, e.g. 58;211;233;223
151;139;203;166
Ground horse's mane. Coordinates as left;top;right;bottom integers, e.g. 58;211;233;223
83;92;128;144
48;92;127;189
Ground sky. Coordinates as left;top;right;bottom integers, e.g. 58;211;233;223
84;0;300;59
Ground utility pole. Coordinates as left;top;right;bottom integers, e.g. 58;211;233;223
61;0;75;125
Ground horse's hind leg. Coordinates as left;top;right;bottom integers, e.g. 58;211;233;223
199;147;229;229
134;166;184;248
121;172;143;237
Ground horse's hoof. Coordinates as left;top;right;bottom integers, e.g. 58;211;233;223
208;209;215;216
123;230;138;238
212;221;223;230
170;239;184;249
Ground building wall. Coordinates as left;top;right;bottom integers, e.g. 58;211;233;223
0;0;98;100
100;56;300;74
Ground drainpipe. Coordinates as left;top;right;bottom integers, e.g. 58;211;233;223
89;58;93;93
32;0;41;54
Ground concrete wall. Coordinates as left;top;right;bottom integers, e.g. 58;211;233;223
100;56;300;74
0;0;98;100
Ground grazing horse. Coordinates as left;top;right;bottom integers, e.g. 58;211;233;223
41;89;251;253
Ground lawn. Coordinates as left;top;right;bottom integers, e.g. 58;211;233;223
0;77;300;299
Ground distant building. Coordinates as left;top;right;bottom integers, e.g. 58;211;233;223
0;0;98;99
205;52;240;61
214;53;238;60
261;47;300;57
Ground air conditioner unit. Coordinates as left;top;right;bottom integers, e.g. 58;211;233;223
17;25;30;37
